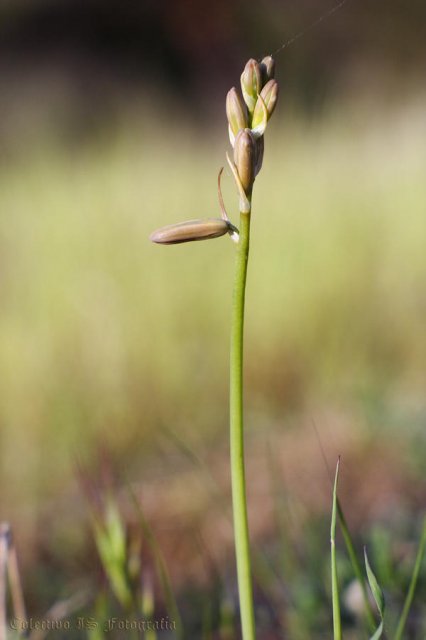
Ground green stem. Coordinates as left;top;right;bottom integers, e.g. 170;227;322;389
230;208;256;640
394;516;426;640
331;459;342;640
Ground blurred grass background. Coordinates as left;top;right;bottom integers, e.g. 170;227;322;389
0;0;426;635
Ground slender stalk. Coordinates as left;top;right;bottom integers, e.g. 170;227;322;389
230;207;256;640
331;459;342;640
0;524;9;640
394;516;426;640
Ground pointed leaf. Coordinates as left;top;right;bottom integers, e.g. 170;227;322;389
364;548;385;640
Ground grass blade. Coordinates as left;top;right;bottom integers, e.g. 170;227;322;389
141;571;157;640
393;516;426;640
91;499;133;610
0;524;9;640
331;458;342;640
313;420;376;631
364;548;385;640
337;501;376;632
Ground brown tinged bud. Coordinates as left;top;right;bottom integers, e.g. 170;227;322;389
251;79;279;132
254;135;264;176
260;56;275;84
233;128;256;193
150;218;234;245
240;58;262;114
226;87;248;140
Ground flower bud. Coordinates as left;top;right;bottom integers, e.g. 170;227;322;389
251;79;279;131
260;56;275;84
240;58;262;114
226;87;248;138
254;135;264;176
150;218;233;245
233;128;256;193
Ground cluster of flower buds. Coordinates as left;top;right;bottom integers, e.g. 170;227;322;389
226;57;279;212
150;57;278;245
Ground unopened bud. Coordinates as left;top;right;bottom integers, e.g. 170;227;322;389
150;218;233;245
233;128;256;193
240;58;262;114
226;87;248;139
260;56;275;84
254;136;264;176
251;79;279;131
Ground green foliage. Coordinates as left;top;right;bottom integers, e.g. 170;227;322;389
83;500;425;639
394;517;426;640
91;497;133;610
331;459;342;640
364;548;385;640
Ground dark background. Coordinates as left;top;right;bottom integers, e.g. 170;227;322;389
1;0;425;145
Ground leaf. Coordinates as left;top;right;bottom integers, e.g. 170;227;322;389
330;458;342;640
394;517;426;640
364;547;385;640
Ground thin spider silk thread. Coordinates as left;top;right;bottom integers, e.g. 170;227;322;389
261;0;353;59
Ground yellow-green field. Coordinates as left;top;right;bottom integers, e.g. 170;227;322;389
1;96;425;634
